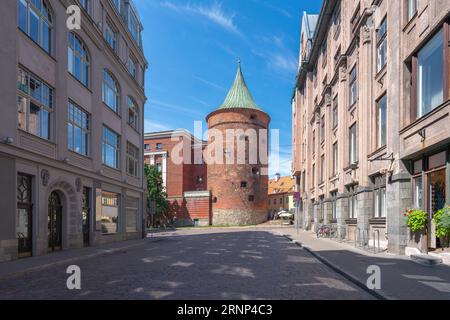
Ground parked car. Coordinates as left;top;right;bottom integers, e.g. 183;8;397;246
278;211;294;219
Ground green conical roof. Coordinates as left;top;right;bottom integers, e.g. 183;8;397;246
218;60;262;111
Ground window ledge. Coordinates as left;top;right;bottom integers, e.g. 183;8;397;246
101;164;121;173
403;13;418;32
368;145;387;159
68;73;92;93
374;66;387;81
18;129;56;146
369;217;387;225
103;102;122;118
18;29;56;62
400;99;450;134
68;150;92;161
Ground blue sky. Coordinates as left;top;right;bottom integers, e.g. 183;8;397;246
134;0;323;177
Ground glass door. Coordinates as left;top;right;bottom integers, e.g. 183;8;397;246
82;187;90;247
48;192;62;252
17;174;32;258
427;169;446;248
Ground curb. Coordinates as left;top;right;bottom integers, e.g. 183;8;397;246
0;239;153;281
282;234;393;301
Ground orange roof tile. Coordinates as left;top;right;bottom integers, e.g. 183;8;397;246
268;176;295;195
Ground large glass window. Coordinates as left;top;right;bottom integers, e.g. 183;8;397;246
376;94;387;148
377;18;387;72
407;0;419;21
349;124;358;165
332;143;338;176
417;29;444;118
68;101;89;156
104;19;117;51
18;0;52;54
128;8;141;44
102;70;119;113
320;155;325;183
17;173;33;257
102;126;120;169
413;175;424;209
331;192;337;220
348;186;358;219
127;55;137;80
320;116;325;143
332;96;338;129
126;197;139;232
127;96;139;130
112;0;120;13
312;163;315;186
349;66;358;106
126;142;139;177
79;0;89;13
17;67;53;140
373;175;387;218
312;131;316;155
100;191;119;234
68;33;89;87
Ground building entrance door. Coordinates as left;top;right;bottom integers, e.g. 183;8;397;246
82;187;90;247
427;168;446;249
17;174;33;258
48;192;62;252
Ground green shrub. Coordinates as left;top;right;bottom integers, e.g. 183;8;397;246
434;206;450;238
405;209;428;232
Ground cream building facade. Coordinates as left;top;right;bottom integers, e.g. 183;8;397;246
0;0;147;261
292;0;450;254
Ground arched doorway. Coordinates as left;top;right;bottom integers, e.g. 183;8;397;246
48;192;62;252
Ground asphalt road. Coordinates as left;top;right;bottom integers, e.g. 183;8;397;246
0;228;374;300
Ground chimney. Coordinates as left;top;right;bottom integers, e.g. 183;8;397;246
275;173;280;182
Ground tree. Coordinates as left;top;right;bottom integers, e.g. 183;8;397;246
144;164;170;227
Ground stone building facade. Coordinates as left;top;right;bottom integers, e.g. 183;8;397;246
207;62;270;226
0;0;147;261
292;0;450;255
144;130;210;227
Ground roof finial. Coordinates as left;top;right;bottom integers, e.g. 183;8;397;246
237;57;241;66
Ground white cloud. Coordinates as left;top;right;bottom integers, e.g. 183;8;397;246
144;119;172;133
149;99;204;117
252;35;298;79
268;151;292;178
160;1;241;36
270;53;298;74
194;76;226;92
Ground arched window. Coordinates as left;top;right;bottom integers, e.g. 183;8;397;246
18;0;53;54
102;70;119;113
68;33;90;87
127;96;139;130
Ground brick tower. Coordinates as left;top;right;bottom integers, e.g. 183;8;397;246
206;61;270;226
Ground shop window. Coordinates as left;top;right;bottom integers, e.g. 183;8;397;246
413;29;445;119
373;175;387;218
100;191;119;234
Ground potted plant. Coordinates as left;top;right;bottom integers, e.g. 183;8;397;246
433;206;450;250
405;208;428;253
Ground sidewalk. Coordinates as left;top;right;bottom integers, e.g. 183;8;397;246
279;228;450;300
0;237;156;280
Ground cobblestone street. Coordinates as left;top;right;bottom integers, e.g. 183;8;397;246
0;228;374;300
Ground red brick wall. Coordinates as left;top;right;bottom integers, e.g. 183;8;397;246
206;108;270;216
144;135;207;197
168;196;211;223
